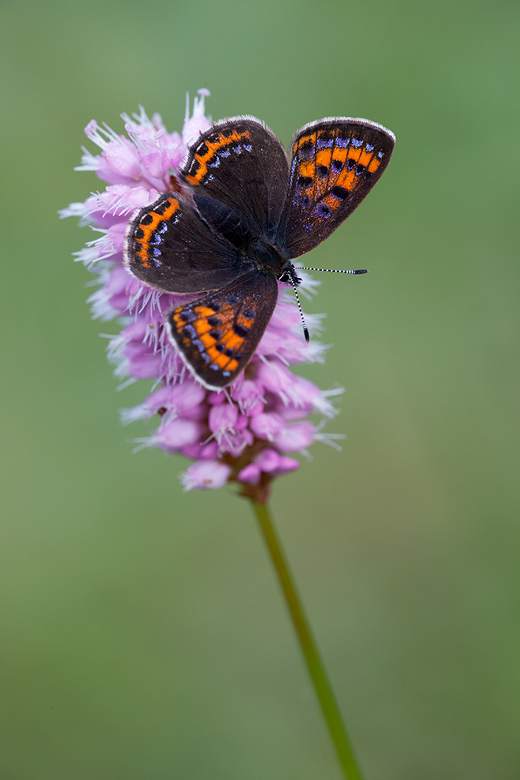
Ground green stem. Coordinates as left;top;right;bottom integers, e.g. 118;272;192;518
251;499;364;780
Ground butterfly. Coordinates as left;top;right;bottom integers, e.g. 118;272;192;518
124;115;395;390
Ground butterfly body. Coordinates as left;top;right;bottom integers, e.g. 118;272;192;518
124;115;395;389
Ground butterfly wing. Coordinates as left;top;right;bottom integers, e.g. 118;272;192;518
124;192;250;293
167;271;278;389
180;117;290;239
278;118;395;258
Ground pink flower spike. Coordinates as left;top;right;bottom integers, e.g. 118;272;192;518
182;460;231;491
65;90;346;503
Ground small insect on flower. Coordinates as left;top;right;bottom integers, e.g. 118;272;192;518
62;90;395;499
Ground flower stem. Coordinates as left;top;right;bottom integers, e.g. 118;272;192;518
250;499;364;780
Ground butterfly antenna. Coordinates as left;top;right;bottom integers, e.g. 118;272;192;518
294;267;368;274
289;278;310;343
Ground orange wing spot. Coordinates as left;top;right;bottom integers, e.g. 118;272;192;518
226;358;239;373
297;161;314;178
236;313;255;329
332;148;348;163
207;347;230;370
194;306;218;319
358;150;374;168
321;193;343;213
336;168;356;191
347;149;363;164
221;332;243;352
172;308;184;323
316;149;333;168
368;157;381;174
186;130;251;185
298;132;316;148
200;332;216;348
193;321;214;337
136;197;179;268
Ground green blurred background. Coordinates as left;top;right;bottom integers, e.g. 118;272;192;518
1;0;519;777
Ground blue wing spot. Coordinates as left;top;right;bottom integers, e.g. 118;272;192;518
182;324;197;338
315;203;331;218
317;135;334;149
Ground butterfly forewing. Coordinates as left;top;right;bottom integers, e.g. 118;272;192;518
278;119;395;258
180;117;290;238
124;193;248;294
167;271;279;389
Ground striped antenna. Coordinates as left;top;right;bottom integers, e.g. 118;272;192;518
289;277;310;343
294;267;368;274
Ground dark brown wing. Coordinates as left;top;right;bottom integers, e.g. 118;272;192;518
124;193;248;294
277;118;395;258
167;271;278;389
180;117;290;238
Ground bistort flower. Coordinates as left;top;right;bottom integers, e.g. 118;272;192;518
61;90;344;502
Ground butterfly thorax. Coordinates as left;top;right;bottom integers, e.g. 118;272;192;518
193;193;292;282
248;237;292;280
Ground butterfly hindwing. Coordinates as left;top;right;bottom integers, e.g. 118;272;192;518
278;118;395;258
167;271;279;389
124;192;248;294
180;117;290;238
